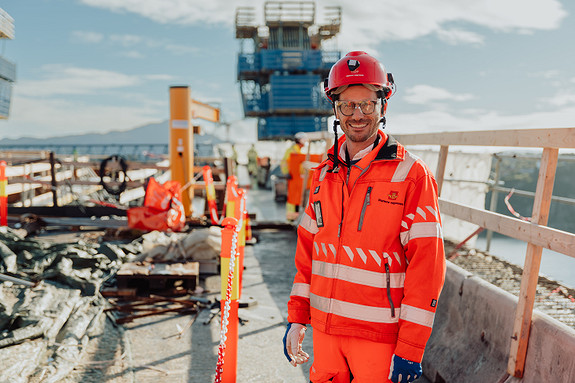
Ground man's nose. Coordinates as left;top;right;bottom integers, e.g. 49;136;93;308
351;106;364;118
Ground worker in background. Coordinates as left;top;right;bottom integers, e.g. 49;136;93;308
283;51;446;383
247;144;258;180
231;144;239;166
280;132;306;220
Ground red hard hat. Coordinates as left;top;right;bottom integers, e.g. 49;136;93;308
325;51;393;101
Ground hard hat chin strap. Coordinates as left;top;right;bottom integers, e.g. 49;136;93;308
331;119;340;172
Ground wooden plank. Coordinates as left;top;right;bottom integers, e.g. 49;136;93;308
438;199;575;257
435;145;449;196
395;127;575;148
508;148;559;377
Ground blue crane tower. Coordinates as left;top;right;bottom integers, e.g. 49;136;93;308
235;1;341;140
0;8;15;119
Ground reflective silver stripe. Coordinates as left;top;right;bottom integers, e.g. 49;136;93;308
328;243;337;257
400;222;443;246
319;166;328;181
311;293;398;323
368;250;382;266
391;152;417;182
416;207;427;220
299;211;319;234
393;252;402;266
314;242;320;256
426;206;439;220
291;283;310;298
312;260;405;289
321;242;328;257
356;248;368;263
399;304;435;328
343;245;354;262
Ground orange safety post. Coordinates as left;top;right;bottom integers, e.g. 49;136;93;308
236;189;247;295
223;175;246;297
0;161;7;226
224;175;239;220
169;86;194;217
215;216;241;383
202;165;220;225
244;209;252;242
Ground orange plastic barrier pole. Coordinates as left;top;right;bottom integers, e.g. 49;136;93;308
215;216;240;383
224;175;239;220
223;176;246;297
236;189;246;295
202;165;220;225
0;161;6;226
244;209;252;242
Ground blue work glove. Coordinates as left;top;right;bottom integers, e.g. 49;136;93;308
388;354;422;383
282;322;309;366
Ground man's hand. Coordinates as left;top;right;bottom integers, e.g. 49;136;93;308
388;354;422;383
282;323;309;367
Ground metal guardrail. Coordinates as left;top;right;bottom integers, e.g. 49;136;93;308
0;143;169;162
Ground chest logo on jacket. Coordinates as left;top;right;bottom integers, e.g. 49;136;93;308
378;190;404;206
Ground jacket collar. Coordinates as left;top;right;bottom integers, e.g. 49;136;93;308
327;130;403;166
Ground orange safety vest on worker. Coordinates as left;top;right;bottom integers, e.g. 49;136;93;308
281;142;302;175
288;130;446;363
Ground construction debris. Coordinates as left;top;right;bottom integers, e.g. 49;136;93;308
0;224;220;381
134;227;222;273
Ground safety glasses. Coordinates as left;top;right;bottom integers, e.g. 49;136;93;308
335;100;379;116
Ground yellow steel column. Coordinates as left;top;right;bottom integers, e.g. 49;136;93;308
169;86;194;217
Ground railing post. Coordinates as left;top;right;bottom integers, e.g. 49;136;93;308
508;147;559;377
0;161;7;226
49;151;58;207
435;145;449;196
485;154;502;252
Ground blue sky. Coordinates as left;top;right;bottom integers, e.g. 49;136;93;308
1;0;574;143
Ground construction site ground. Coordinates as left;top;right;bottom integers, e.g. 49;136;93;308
5;185;575;382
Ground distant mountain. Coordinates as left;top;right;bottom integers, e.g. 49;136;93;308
0;121;225;146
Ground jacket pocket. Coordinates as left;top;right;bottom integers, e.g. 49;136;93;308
357;186;372;231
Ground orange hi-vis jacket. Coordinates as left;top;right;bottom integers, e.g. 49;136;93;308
288;130;446;363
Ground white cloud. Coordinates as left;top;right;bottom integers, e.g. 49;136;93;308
72;31;199;56
546;91;575;107
79;0;566;51
387;104;575;134
121;50;145;59
109;34;143;46
403;85;475;105
16;65;142;97
435;28;484;45
71;31;104;43
4;95;164;139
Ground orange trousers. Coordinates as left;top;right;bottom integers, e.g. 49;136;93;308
310;329;396;383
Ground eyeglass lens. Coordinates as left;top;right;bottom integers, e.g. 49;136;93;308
338;101;377;116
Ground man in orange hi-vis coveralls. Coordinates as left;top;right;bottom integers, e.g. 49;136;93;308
283;51;446;383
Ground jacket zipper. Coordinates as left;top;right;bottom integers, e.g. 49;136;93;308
357;186;372;231
385;262;396;318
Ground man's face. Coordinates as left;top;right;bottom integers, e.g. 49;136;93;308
336;86;382;145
